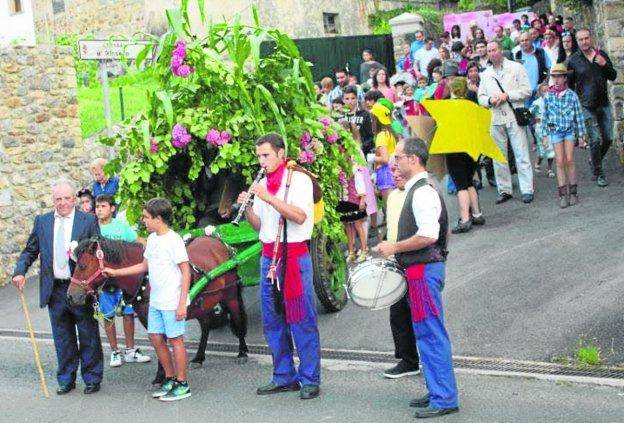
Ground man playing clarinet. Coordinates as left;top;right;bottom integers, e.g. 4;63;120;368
376;137;459;418
237;133;321;400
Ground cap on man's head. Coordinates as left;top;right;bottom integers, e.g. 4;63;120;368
442;60;459;78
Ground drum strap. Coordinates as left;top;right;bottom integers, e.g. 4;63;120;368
405;264;439;322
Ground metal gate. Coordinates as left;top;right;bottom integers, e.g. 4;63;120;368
262;34;396;83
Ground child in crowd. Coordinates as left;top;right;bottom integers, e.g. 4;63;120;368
402;84;419;116
337;124;369;263
95;194;150;368
331;97;345;117
530;83;555;178
370;98;398;228
77;188;95;213
103;198;191;401
413;76;429;102
542;64;587;208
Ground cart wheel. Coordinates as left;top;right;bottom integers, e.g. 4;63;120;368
310;233;348;312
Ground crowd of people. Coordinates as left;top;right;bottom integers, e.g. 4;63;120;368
314;14;617;244
8;11;618;418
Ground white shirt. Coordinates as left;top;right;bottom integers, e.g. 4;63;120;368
53;209;74;279
143;230;189;310
414;47;440;77
253;170;314;243
404;171;441;240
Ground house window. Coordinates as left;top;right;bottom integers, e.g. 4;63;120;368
52;0;65;14
323;13;340;35
9;0;22;15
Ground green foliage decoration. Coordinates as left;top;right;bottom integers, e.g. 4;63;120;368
100;4;361;243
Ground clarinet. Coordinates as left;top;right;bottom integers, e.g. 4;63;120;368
232;168;266;226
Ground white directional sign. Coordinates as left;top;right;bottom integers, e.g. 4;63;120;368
78;40;154;61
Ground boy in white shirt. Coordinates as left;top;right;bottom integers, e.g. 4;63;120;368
103;198;191;401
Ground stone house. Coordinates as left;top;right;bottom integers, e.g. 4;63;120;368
30;0;433;41
1;0;37;45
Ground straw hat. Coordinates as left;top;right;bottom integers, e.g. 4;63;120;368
550;63;568;76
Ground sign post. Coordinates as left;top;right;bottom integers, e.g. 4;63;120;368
78;40;154;138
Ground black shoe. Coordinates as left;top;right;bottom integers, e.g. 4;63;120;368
300;384;320;400
56;383;75;395
597;175;608;187
487;177;496;187
414;406;459;418
521;193;534;204
471;215;485;226
495;193;512;204
409;394;430;408
83;383;100;394
451;219;472;234
256;381;300;395
383;361;420;379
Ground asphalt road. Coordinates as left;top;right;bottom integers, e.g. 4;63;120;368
2;338;623;423
1;149;623;368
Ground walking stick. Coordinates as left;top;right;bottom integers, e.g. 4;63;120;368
18;288;49;398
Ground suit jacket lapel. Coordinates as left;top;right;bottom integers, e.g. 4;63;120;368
71;211;83;242
44;212;54;259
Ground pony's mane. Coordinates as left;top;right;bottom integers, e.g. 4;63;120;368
75;237;142;264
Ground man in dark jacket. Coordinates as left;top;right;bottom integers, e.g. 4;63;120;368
13;179;102;395
568;29;618;187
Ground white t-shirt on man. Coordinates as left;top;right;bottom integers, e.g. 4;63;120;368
144;229;189;310
252;170;314;243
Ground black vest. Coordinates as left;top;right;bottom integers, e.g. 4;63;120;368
395;178;448;267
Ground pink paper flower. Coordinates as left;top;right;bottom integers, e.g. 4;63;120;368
326;131;339;144
172;124;191;148
170;53;184;69
173;41;187;59
206;129;221;145
320;116;331;128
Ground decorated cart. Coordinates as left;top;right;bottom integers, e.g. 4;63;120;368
102;4;362;312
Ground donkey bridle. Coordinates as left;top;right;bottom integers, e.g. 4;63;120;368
70;241;107;297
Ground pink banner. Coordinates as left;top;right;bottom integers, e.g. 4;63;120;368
444;11;537;44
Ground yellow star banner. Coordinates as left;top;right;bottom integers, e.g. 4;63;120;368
421;99;507;163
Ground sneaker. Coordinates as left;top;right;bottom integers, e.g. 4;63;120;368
159;381;191;402
152;378;175;398
110;350;122;368
124;348;151;363
534;162;541;173
383;361;420;379
471;214;485;226
451;219;472;234
597;175;608;187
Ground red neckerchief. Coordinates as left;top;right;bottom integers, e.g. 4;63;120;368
266;161;287;195
548;83;568;95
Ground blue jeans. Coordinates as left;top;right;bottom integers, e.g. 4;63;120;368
260;254;321;386
410;262;458;409
583;106;613;176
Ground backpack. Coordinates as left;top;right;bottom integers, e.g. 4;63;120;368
287;161;325;224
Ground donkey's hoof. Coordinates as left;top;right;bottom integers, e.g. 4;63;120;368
236;356;248;365
191;361;203;369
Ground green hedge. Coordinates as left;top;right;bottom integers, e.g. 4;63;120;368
369;6;443;39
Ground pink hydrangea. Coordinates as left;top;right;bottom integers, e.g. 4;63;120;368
173;41;187;59
299;131;312;146
338;169;347;186
170;54;184;69
206;129;232;146
299;149;316;164
326;131;339;144
174;64;193;77
172;124;191;148
150;139;159;154
320;116;331;128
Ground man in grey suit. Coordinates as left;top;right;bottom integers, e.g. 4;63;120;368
13;179;103;395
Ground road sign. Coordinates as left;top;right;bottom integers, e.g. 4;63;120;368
78;40;154;61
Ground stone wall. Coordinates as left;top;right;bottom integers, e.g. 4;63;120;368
0;45;85;283
594;0;624;145
31;0;176;42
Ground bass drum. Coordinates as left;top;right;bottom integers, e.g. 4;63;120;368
347;258;406;310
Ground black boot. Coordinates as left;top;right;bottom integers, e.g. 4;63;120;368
569;184;578;206
558;186;568;208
